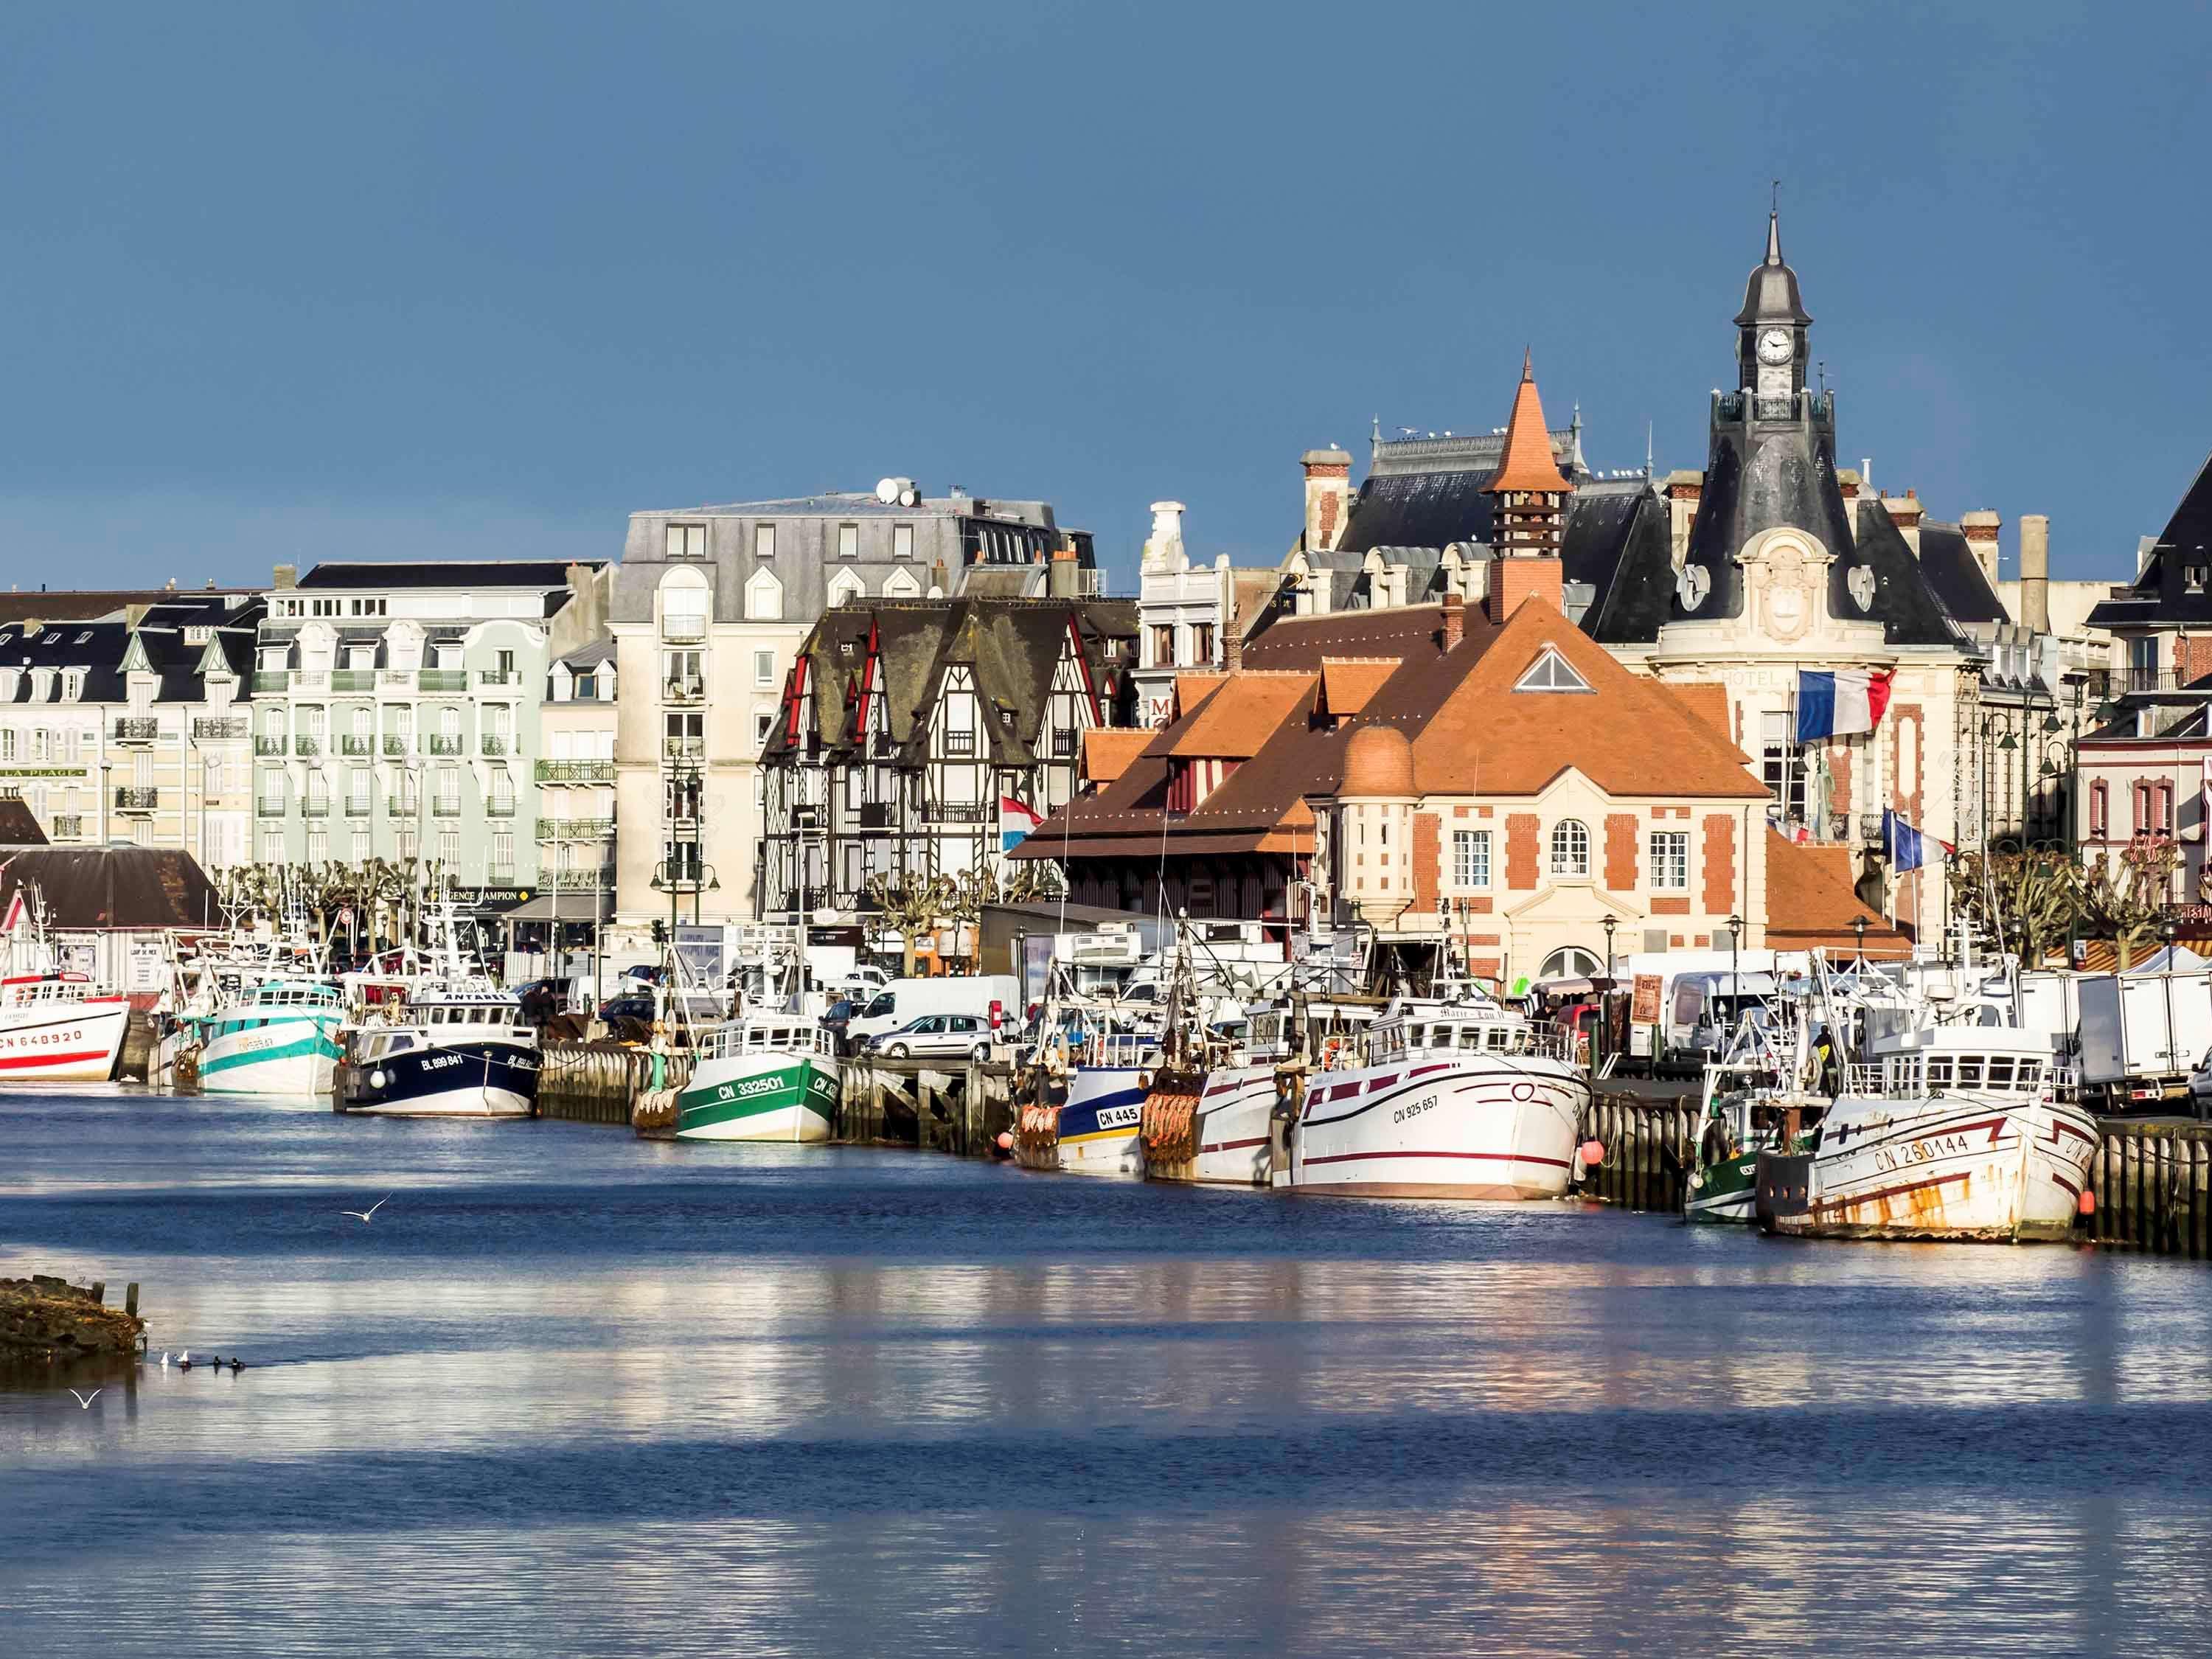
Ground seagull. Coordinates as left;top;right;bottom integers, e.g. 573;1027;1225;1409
341;1194;392;1223
159;1351;170;1368
178;1350;192;1371
226;1357;246;1372
69;1388;101;1408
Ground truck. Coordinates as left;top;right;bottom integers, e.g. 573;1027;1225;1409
844;975;1023;1050
2073;967;2212;1109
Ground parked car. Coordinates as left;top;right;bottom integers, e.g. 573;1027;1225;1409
2189;1047;2212;1113
598;990;725;1026
819;998;857;1053
865;1013;992;1061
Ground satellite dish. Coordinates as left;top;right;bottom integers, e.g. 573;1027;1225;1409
898;485;919;508
874;478;900;506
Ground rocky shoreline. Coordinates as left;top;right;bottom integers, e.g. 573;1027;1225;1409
0;1276;145;1361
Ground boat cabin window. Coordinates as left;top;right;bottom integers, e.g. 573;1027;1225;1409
1984;1057;2015;1090
1926;1057;1952;1088
1955;1057;1983;1088
2017;1060;2042;1090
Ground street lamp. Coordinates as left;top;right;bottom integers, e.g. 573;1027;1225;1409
1852;914;1869;963
1727;912;1744;1043
1599;914;1617;983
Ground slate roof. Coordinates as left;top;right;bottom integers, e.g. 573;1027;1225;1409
767;598;1138;766
0;590;245;627
2085;450;2212;630
0;799;47;844
1763;832;1910;955
1916;522;2006;625
293;561;602;591
0;846;220;931
1016;598;1762;862
0;595;262;705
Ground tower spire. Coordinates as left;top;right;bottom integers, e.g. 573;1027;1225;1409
1765;204;1782;265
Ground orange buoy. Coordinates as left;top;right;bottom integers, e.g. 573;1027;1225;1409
1579;1139;1606;1166
996;1131;1013;1150
2078;1189;2096;1217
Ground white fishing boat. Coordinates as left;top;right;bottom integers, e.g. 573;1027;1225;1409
1758;1026;2096;1243
190;978;347;1096
0;885;131;1083
675;1011;840;1141
1053;1032;1159;1177
1273;995;1589;1200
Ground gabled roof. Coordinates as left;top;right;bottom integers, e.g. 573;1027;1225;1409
1318;658;1399;718
1083;729;1152;787
2085;449;2212;630
1916;521;2006;625
294;561;600;591
1763;832;1910;954
1163;673;1317;759
0;847;220;930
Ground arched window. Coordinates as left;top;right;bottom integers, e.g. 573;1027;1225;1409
745;566;783;622
1540;947;1601;980
1550;818;1589;877
827;568;866;608
2089;781;2108;838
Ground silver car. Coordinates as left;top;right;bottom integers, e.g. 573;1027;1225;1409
867;1013;992;1062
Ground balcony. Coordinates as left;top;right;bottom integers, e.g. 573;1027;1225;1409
383;734;411;757
345;795;372;817
114;787;159;812
192;716;248;741
487;796;517;818
254;735;286;756
479;669;521;688
664;678;704;703
293;670;330;693
857;802;894;830
933;802;991;824
535;759;616;785
418;669;467;693
549;867;613;891
378;669;414;691
664;738;705;763
432;799;462;817
538;816;615;841
427;735;464;757
256;798;285;818
252;671;290;694
341;734;372;756
386;797;418;817
302;799;330;818
660;615;707;643
51;814;82;840
481;734;509;757
294;735;321;756
112;716;160;743
331;669;376;693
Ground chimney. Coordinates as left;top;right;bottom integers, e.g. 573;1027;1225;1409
1663;470;1703;566
1887;489;1924;556
1489;557;1563;624
1440;591;1465;652
1960;510;2002;589
273;563;297;590
1301;448;1352;554
1140;501;1189;575
2020;514;2051;634
1048;541;1078;599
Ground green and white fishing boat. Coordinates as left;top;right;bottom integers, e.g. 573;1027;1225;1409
1685;998;1827;1225
192;978;348;1096
675;1011;841;1141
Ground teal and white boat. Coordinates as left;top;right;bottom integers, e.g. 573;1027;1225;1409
1684;996;1826;1225
192;978;348;1096
675;1012;840;1141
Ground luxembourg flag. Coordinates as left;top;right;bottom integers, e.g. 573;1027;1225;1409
1000;796;1044;852
1795;668;1895;742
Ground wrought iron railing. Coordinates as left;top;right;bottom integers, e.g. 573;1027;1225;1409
193;717;248;741
112;717;160;742
383;734;410;756
331;669;376;692
428;735;464;756
340;734;372;755
535;759;616;784
418;669;467;692
253;671;290;694
114;787;158;810
294;735;321;756
538;817;615;840
481;734;508;756
52;814;82;838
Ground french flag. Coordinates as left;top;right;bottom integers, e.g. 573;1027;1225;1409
1795;669;1894;742
1000;796;1043;852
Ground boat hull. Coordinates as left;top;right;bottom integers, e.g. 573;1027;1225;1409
1686;1152;1761;1224
1280;1057;1587;1200
198;1012;344;1096
1144;1065;1276;1186
337;1040;540;1119
0;1001;130;1083
1057;1067;1148;1176
1759;1092;2096;1242
675;1052;838;1141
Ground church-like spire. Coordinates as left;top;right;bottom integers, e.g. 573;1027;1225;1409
1486;350;1570;495
1737;207;1812;327
1764;205;1783;265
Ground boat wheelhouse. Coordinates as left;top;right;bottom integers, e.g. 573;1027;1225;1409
675;1012;841;1142
337;987;540;1119
192;978;346;1096
0;971;131;1082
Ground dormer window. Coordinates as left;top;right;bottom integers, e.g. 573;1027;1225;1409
1514;646;1591;693
184;626;212;644
61;671;83;702
2188;564;2208;594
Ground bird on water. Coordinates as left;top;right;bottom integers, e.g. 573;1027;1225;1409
178;1350;192;1371
68;1388;101;1409
341;1195;392;1223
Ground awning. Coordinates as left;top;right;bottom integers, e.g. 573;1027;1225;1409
500;891;613;924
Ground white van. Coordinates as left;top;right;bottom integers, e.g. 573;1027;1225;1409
846;975;1021;1048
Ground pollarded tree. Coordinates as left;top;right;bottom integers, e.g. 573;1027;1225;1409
1953;847;2087;967
2084;835;2183;970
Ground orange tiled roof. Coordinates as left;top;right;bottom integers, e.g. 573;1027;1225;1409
1169;673;1227;722
1082;728;1152;787
1665;681;1736;750
1408;603;1767;799
1764;832;1910;953
1485;351;1570;495
1318;657;1400;719
1163;672;1317;759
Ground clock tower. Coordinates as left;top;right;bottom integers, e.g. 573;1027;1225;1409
1734;209;1812;412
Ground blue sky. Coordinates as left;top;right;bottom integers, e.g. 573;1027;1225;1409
1;1;2204;591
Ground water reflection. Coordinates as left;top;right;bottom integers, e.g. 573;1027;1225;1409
1;1090;2208;1656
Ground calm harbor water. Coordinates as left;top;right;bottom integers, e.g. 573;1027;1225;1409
4;1090;2211;1657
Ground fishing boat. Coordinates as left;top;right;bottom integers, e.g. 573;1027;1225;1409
190;978;347;1095
1273;994;1589;1200
1756;1026;2096;1242
1054;1032;1159;1176
675;1010;840;1141
1685;1001;1831;1225
0;885;131;1082
333;901;539;1118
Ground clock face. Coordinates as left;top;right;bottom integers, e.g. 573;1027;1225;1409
1757;327;1795;366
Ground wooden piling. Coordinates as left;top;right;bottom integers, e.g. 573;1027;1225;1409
2084;1121;2212;1261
